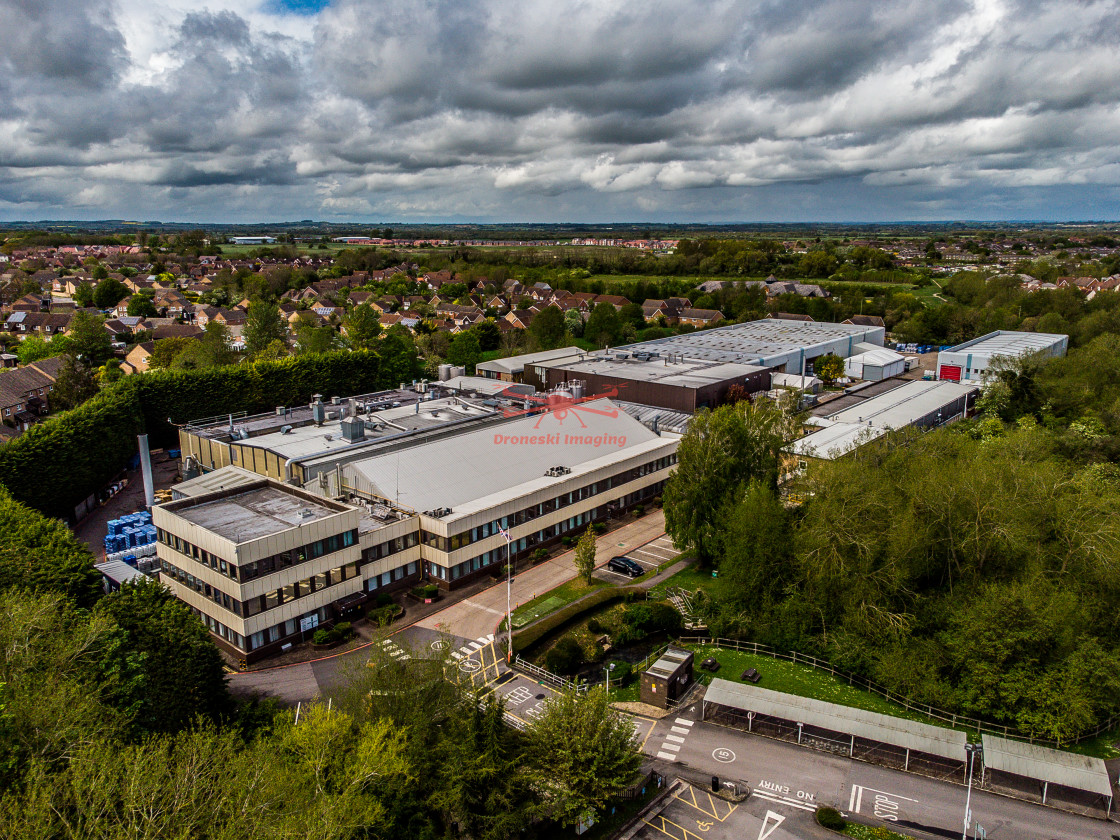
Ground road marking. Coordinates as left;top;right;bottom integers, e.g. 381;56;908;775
462;599;504;616
675;718;693;726
670;725;690;735
450;651;463;660
644;814;706;840
656;751;678;761
757;811;785;840
751;791;815;812
675;785;737;821
712;748;736;763
848;785;917;819
660;742;681;752
665;734;686;744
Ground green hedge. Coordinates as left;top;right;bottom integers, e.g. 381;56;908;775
0;350;388;519
0;485;102;608
511;586;644;654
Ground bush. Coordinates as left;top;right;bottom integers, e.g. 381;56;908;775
561;536;573;547
367;604;402;626
333;621;352;640
586;618;604;634
375;592;394;607
512;587;643;653
607;660;633;687
532;548;549;563
543;635;584;675
815;806;846;831
412;584;439;599
312;628;332;645
634;504;645;516
592;522;606;534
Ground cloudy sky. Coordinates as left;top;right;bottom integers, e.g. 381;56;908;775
2;0;1119;223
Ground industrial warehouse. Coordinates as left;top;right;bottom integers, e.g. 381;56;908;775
936;330;1068;382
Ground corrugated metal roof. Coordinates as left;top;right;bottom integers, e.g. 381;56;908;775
981;735;1113;798
171;466;263;499
704;678;967;760
95;559;149;586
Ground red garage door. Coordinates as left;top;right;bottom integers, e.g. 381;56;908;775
939;364;962;382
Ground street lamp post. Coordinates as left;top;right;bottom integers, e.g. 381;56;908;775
962;742;980;840
605;662;616;694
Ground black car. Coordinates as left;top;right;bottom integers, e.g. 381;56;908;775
607;556;643;577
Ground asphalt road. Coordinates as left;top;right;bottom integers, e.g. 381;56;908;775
641;705;1117;840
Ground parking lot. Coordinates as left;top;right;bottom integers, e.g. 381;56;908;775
594;534;680;582
634;782;828;840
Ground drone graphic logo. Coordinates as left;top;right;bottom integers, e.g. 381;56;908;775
497;383;627;429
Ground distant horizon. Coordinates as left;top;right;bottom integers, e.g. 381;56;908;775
3;218;1120;230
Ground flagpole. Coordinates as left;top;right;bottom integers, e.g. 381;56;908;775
506;536;512;662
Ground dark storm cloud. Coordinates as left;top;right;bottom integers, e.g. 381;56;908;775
2;0;1120;220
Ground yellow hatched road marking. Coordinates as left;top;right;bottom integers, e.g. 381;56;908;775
643;815;706;840
675;785;738;822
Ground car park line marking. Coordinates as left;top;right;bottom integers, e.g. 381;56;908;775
670;725;690;735
665;734;686;744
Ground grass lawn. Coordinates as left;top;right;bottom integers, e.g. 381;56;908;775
509;577;606;628
842;822;917;840
685;643;972;735
645;561;716;601
1060;723;1120;760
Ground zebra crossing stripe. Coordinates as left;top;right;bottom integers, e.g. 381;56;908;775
656;751;677;761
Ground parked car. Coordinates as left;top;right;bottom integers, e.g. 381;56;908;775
607;556;643;577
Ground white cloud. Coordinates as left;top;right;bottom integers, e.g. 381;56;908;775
1;0;1119;220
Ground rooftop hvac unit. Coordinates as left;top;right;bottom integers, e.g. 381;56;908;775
331;396;341;406
340;416;365;443
438;363;453;381
280;425;293;435
312;399;326;425
276;406;285;415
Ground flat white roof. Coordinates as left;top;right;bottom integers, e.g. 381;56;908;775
476;346;585;375
827;379;975;429
943;330;1067;358
236;397;497;460
348;398;676;518
981;735;1113;798
619;319;883;365
170;485;343;543
705;678;967;761
787;422;888;459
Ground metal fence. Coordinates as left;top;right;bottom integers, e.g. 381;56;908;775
512;655;588;693
679;636;1118;750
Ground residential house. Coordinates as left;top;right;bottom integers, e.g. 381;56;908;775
152;324;204;342
504;310;535;329
121;342;155;374
11;294;45;312
843;315;886;328
677;308;723;327
0;357;63;432
593;294;630;310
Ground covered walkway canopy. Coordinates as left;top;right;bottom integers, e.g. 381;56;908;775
703;678;967;762
981;735;1113;815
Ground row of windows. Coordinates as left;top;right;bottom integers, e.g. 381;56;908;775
160;557;360;619
365;561;418;591
157;527;358;583
422;454;676;553
362;531;420;562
